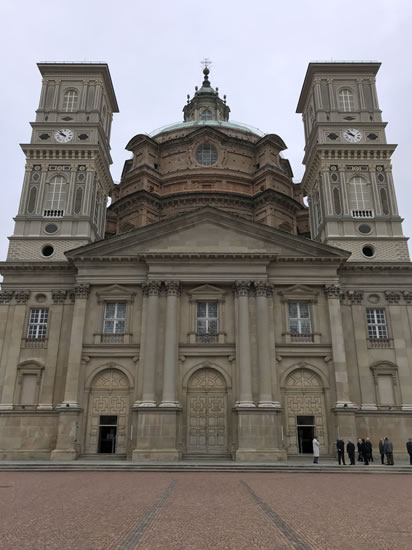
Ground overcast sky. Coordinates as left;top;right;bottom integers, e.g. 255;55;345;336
1;0;411;261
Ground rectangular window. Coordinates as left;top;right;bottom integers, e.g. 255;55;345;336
103;302;126;334
288;302;312;334
196;301;218;335
367;309;388;339
27;308;48;339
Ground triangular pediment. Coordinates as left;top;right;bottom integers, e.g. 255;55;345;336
67;207;350;261
278;285;319;302
96;284;136;302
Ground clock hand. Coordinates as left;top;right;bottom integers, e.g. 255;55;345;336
59;131;66;137
347;131;355;137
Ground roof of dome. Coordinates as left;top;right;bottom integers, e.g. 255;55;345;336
149;119;265;138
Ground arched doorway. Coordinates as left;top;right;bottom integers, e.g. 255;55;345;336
186;368;228;456
85;369;130;456
284;368;328;456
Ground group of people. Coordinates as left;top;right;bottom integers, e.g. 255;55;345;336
312;436;412;465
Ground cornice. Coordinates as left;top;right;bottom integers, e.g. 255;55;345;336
341;262;412;273
0;261;73;273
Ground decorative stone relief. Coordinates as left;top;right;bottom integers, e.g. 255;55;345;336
254;281;273;297
93;368;129;389
0;290;14;304
286;368;321;388
402;291;412;304
324;284;341;299
344;290;364;305
14;290;30;304
188;368;226;390
384;291;401;305
52;290;67;304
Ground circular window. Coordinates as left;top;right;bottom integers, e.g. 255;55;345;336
41;245;54;257
44;223;58;234
358;224;371;234
362;245;375;258
195;143;218;166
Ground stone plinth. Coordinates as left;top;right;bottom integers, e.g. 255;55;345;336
132;407;181;461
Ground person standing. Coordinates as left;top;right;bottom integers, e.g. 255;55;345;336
347;440;355;465
313;436;320;464
361;438;369;465
357;438;363;462
365;438;373;463
337;439;345;465
379;439;385;464
383;437;394;465
406;438;412;465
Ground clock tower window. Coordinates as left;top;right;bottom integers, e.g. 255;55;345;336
338;89;354;112
62;89;79;112
349;176;373;218
43;176;67;217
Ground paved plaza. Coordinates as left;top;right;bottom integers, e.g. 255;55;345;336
0;471;411;549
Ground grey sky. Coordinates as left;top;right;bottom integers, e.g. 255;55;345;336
1;0;412;261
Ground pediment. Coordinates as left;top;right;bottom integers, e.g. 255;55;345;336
278;285;319;302
189;284;226;300
67;208;350;262
96;284;136;302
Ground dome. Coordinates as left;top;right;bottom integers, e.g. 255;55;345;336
149;119;265;138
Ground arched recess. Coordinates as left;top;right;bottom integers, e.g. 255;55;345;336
185;366;229;456
85;367;131;456
283;365;329;456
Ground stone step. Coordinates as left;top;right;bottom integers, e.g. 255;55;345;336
0;462;410;474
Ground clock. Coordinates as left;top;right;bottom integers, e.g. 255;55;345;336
343;128;361;143
54;128;73;143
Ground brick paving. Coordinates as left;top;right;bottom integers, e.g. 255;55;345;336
0;472;411;549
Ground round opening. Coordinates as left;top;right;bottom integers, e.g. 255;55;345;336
41;245;54;257
35;293;47;303
362;245;375;258
44;223;58;234
358;224;371;234
195;142;218;166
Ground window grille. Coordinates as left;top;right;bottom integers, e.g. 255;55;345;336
288;302;312;335
196;301;218;342
63;90;79;112
367;309;388;339
195;143;218;166
27;308;48;339
338;89;354;112
201;109;213;121
44;176;67;216
349;177;373;216
103;303;126;334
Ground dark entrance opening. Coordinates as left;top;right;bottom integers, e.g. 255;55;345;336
297;415;315;454
98;415;117;454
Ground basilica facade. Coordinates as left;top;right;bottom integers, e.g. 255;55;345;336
0;61;411;461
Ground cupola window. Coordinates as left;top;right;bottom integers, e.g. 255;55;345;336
195;142;218;166
201;109;213;121
62;89;79;112
338;89;354;112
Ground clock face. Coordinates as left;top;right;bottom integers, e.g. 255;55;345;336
54;128;73;143
344;128;361;143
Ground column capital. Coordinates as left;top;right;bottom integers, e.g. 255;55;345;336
0;290;14;304
142;280;162;296
385;291;401;305
324;284;342;299
164;280;181;296
14;290;30;304
52;290;67;304
73;284;90;299
233;280;251;297
254;281;273;297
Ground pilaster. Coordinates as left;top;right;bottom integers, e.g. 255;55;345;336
160;281;181;407
233;281;254;407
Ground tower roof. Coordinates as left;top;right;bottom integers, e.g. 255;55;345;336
183;64;230;123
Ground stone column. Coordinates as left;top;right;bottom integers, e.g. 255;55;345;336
38;290;67;409
59;284;90;407
160;280;181;407
233;281;254;407
255;282;278;407
139;280;161;407
0;290;30;408
325;285;354;408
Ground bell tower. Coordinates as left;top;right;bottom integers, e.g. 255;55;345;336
297;62;409;262
7;63;119;262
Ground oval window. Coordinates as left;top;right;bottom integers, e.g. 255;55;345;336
358;224;371;234
195;143;218;166
41;245;54;257
45;223;58;234
362;245;375;258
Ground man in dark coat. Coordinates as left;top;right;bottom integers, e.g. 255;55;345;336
407;438;412;465
357;438;363;462
336;439;345;465
383;437;394;465
379;439;385;464
347;440;355;465
361;438;369;465
365;438;373;462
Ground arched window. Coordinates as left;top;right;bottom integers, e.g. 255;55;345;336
63;89;79;112
380;187;390;215
338;89;354;112
333;187;342;215
44;176;67;216
349;177;373;216
201;109;213;121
